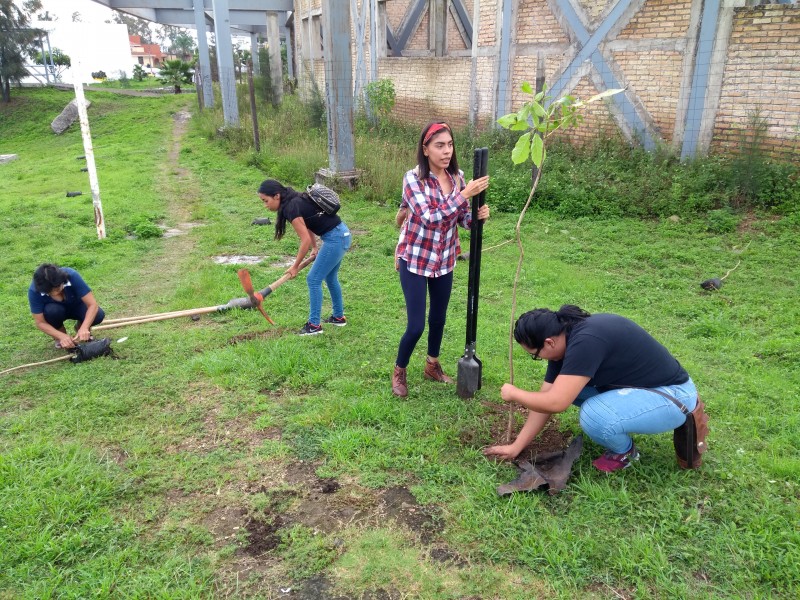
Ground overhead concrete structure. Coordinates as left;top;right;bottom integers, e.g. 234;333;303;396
90;1;292;124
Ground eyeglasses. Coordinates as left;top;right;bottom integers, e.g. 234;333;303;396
528;347;543;361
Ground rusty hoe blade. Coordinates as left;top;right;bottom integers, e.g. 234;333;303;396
237;269;274;325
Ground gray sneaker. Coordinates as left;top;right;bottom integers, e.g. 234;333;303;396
323;315;347;327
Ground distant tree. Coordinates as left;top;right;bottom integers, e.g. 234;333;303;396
155;24;181;54
34;47;70;79
71;11;80;22
171;32;195;62
112;10;152;44
0;0;43;103
158;59;193;93
37;10;55;21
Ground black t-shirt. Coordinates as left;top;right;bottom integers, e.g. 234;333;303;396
281;194;341;236
544;313;689;389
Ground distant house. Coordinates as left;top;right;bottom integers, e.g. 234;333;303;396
129;35;164;73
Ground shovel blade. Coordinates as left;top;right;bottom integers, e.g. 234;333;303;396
456;355;482;399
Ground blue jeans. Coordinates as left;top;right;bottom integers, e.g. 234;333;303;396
307;222;351;325
573;378;698;454
43;302;105;330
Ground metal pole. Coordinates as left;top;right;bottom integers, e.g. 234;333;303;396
248;61;261;152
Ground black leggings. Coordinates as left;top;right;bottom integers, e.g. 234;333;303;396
43;302;105;330
395;259;453;368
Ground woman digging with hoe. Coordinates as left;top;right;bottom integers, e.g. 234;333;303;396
392;121;490;397
257;179;352;336
484;305;706;472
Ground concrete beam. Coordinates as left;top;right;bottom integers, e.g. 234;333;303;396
102;0;291;10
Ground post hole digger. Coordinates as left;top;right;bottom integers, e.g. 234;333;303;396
2;260;314;376
92;256;315;333
0;337;120;376
457;147;489;399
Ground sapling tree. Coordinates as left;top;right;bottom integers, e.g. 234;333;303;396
158;59;193;93
497;82;623;440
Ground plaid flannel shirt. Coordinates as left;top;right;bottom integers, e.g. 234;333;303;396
396;167;473;277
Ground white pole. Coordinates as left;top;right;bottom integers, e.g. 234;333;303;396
72;59;106;240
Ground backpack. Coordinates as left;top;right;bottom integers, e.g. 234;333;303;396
306;183;341;215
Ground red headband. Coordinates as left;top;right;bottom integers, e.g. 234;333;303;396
423;123;450;145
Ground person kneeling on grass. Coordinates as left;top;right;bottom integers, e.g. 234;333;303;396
483;305;698;473
28;263;105;350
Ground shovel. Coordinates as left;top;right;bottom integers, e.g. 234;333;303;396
457;147;488;399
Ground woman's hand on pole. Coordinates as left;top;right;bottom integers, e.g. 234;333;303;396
477;204;490;221
462;175;489;199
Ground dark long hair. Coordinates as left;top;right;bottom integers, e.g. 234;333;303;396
258;179;306;241
33;263;68;294
416;121;460;181
513;305;591;350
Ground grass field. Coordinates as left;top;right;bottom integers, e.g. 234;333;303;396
0;87;798;599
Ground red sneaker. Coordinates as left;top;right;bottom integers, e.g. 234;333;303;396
592;444;639;472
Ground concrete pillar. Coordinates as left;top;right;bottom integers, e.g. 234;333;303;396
495;0;516;121
281;23;295;79
212;0;239;126
432;0;447;57
468;0;480;125
193;0;214;108
369;0;378;81
320;0;356;177
250;33;260;75
267;12;284;105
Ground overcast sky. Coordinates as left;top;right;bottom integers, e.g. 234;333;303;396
28;0;115;23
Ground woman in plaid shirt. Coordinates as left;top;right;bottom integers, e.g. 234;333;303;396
392;122;490;397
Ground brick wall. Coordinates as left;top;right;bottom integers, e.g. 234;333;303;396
295;0;799;160
617;0;693;39
712;5;800;160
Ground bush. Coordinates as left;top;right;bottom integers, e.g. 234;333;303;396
91;70;107;80
364;78;396;129
126;216;162;239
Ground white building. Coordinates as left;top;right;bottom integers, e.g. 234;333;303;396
24;20;132;85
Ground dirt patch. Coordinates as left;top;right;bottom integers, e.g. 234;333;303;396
202;504;249;547
349;229;368;235
480;402;573;461
242;514;284;556
290;574;350;599
213;255;265;265
229;328;289;344
379;486;440;543
270;256;296;268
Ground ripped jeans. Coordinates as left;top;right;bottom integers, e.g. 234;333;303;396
573;378;698;454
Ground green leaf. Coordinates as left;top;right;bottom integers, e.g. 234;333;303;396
531;133;544;168
521;81;534;95
511;132;531;164
532;102;547;119
497;114;518;129
510;120;531;131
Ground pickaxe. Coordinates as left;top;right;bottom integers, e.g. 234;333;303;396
237;255;316;326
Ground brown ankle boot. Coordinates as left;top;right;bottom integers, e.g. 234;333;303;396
424;358;453;383
392;366;408;397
